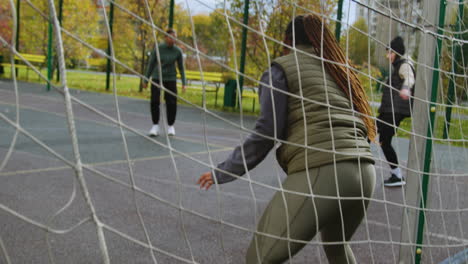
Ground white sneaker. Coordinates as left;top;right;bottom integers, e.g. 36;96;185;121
167;126;175;136
149;125;159;137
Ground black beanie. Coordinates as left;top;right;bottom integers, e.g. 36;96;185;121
389;36;405;55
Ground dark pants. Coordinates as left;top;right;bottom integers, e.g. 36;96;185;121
246;161;376;264
150;80;177;126
377;113;406;169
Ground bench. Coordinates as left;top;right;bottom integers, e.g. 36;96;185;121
87;58;107;69
1;53;46;80
178;70;224;107
177;70;258;111
241;86;258;112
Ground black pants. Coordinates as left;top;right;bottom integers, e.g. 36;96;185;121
150;80;177;126
377;113;406;169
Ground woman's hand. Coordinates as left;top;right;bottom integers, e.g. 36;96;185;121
197;172;214;190
399;88;410;100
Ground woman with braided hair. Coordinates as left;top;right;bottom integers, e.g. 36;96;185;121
197;14;376;263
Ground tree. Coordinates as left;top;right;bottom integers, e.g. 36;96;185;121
340;17;374;66
19;0;48;56
61;0;100;67
112;0;163;76
184;11;232;72
0;1;13;74
0;2;13;52
454;5;468;101
208;9;231;59
191;14;211;54
14;0;100;68
440;4;468;102
226;0;339;82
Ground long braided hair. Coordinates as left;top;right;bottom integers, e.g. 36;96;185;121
284;14;376;141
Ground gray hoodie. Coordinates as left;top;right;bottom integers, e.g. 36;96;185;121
214;64;288;184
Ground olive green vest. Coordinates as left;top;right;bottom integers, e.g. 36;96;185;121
274;45;374;174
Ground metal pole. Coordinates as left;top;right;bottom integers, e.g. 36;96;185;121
139;44;146;93
238;0;250;93
414;1;447;263
169;0;175;28
335;0;344;42
55;0;63;82
15;0;20;77
15;0;20;52
443;0;464;139
105;0;114;91
47;16;53;91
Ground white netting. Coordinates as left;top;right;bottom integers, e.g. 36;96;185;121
0;0;467;263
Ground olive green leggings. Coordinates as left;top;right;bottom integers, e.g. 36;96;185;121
246;160;376;264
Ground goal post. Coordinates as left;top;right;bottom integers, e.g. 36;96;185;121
1;0;467;263
399;0;448;263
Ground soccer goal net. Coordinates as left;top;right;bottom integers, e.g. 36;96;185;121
0;0;466;263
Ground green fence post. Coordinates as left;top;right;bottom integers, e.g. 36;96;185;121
55;0;63;82
15;0;20;77
105;0;114;91
335;0;344;43
47;16;53;91
15;0;20;52
169;0;175;28
238;0;250;95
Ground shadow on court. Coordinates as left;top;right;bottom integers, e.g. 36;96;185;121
0;80;466;263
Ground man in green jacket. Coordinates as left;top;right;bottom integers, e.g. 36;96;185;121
142;29;186;137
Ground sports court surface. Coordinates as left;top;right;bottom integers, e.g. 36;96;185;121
0;79;467;263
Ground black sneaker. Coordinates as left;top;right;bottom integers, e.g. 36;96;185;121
384;174;406;187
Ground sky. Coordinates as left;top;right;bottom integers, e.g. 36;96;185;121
176;0;357;25
175;0;221;15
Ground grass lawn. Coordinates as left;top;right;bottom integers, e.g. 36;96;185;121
372;107;468;148
1;66;260;115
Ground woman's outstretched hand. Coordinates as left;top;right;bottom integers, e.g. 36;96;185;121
197;172;214;190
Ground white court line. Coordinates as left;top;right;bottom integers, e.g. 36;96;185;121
96;165;272;203
0;87;255;135
366;219;468;244
90;164;468;246
0;100;232;149
0;147;233;177
2;147;466;246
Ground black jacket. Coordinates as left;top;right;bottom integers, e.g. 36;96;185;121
379;58;415;117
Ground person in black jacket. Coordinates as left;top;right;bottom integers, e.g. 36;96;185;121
378;36;415;187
